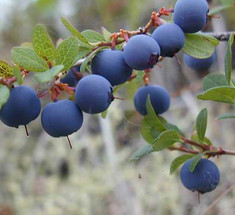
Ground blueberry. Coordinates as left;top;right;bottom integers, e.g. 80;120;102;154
91;49;133;86
41;99;83;137
123;34;161;70
152;23;185;57
61;66;80;87
134;85;170;116
184;52;216;71
75;75;113;114
174;0;209;33
0;86;41;128
180;158;220;194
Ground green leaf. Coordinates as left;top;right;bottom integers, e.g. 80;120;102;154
153;130;181;151
197;86;235;104
55;37;80;71
129;144;154;162
146;95;168;132
183;34;217;59
12;66;23;85
0;84;10;110
196;108;207;142
61;17;91;47
217;113;235;120
141;116;161;143
135;71;144;84
81;30;105;43
101;27;112;42
189;153;204;172
34;65;64;83
170;154;196;175
0;60;14;78
33;24;55;62
80;47;106;73
202;73;229;91
163;122;185;136
209;4;235;16
225;33;234;85
195;32;220;46
191;131;213;146
11;47;48;72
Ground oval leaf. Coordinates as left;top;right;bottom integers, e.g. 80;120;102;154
196;108;207;142
0;60;13;78
12;66;23;85
34;65;64;83
202;73;229;91
197;86;235;104
183;34;216;59
61;17;91;47
129;144;154;162
225;33;234;85
81;30;105;43
141;116;161;143
146;95;167;132
170;154;196;175
33;24;55;62
0;84;10;110
55;37;80;71
101;27;112;42
153;130;181;151
189;153;204;172
11;47;48;72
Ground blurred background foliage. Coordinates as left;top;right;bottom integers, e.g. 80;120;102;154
0;0;235;214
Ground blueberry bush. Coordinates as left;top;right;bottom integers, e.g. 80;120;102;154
0;0;234;205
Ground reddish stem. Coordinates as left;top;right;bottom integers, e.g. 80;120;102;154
67;136;72;149
24;125;29;137
180;136;210;151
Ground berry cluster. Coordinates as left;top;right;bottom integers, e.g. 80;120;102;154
0;0;232;197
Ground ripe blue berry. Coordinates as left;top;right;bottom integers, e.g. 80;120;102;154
123;34;161;70
174;0;209;33
152;23;185;57
75;75;113;114
184;53;216;71
134;85;170;116
41;100;83;137
91;49;133;86
180;159;220;194
0;86;41;128
61;66;80;87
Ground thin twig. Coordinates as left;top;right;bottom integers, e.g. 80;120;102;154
204;31;235;41
180;136;210;151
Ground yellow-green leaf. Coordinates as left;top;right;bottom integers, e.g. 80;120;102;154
0;60;13;78
55;37;80;71
33;24;55;62
61;17;91;48
0;84;10;110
